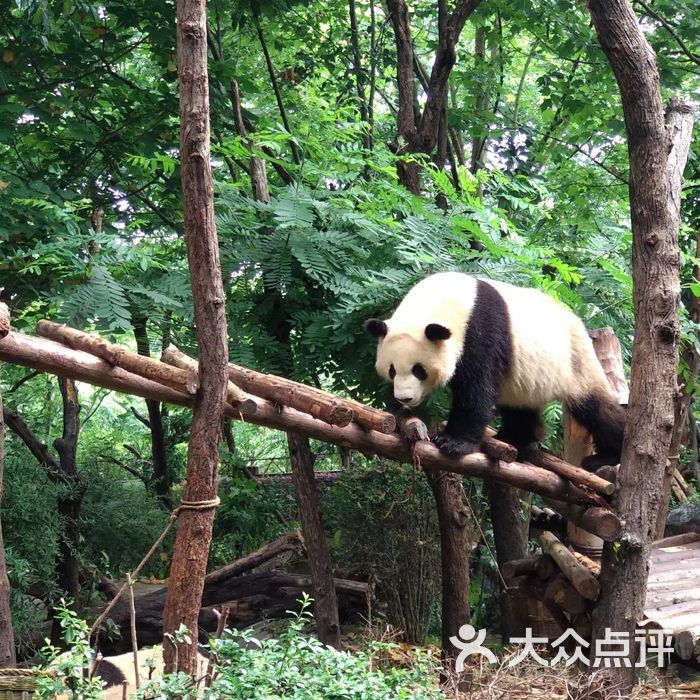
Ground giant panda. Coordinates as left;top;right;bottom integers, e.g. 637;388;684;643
364;271;625;468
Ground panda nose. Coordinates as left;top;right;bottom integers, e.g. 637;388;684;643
397;396;413;404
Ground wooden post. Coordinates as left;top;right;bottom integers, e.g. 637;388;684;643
566;328;628;558
0;307;16;666
162;0;229;674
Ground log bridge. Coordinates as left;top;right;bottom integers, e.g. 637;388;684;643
4;307;694;649
0;313;618;524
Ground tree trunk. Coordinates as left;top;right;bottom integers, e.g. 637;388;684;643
133;316;171;508
587;0;693;685
51;377;82;646
656;216;700;538
385;0;482;191
426;470;470;667
0;353;16;668
486;480;527;638
287;432;341;648
163;0;229;674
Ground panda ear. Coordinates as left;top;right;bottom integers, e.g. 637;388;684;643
364;318;388;338
425;323;451;342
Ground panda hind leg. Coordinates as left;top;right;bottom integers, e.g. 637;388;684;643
566;392;625;470
495;406;546;452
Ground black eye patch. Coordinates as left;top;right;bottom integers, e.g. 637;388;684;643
412;363;427;380
389;364;396;379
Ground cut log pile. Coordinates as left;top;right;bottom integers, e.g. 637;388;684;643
505;530;700;659
503;530;602;633
0;319;619;521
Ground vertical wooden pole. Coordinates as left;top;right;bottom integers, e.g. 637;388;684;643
163;0;229;674
565;328;629;559
0;302;16;667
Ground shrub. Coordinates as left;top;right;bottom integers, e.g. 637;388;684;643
142;597;445;699
323;463;441;644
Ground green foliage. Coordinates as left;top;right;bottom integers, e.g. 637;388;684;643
141;597;445;699
36;601;104;700
324;464;441;644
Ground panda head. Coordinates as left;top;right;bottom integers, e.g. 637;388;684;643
364;319;454;408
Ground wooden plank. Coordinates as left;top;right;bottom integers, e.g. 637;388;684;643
652;532;700;548
649;554;700;574
643;611;700;633
644;599;700;620
645;585;700;608
650;541;700;561
647;570;700;589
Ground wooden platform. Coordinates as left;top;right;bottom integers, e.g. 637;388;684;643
644;532;700;660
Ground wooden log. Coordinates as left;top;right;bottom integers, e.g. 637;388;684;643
0;330;601;506
226;361;382;431
573;551;601;577
204;531;304;586
95;569;369;655
543;574;589;616
673;624;700;661
0;303;9;339
675;469;691;496
536;555;558;581
652;532;700;548
501;557;539;580
563;399;604;559
406;419;517;462
541;499;623;542
36;321;199;396
539;531;601;601
162;345;258;415
671;477;687;503
0;331;192;406
524;448;615;496
588;328;630;404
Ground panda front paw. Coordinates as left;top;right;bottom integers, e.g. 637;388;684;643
432;433;481;458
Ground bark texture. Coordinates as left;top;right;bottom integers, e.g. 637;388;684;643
0;362;16;667
0;328;611;506
163;0;229;674
587;0;691;685
655;102;697;538
385;0;482;190
51;378;82;646
487;480;527;638
287;432;341;648
133;317;171;508
426;470;470;666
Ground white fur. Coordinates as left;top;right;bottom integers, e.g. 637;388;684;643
375;272;611;409
56;645;209;700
